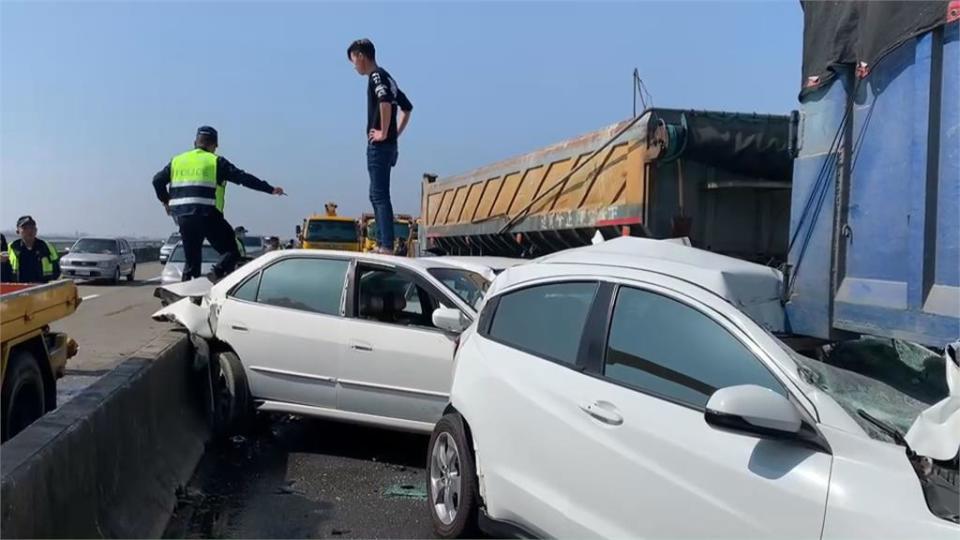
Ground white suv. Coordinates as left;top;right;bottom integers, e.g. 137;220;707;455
427;237;958;539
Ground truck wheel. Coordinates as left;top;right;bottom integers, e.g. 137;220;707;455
1;350;47;443
127;263;136;282
212;351;252;437
428;413;480;538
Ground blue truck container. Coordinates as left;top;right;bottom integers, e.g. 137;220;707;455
786;20;959;347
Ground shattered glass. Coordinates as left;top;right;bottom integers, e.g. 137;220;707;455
784;338;949;444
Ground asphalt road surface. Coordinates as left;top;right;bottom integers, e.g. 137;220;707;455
164;415;436;539
52;261;172;403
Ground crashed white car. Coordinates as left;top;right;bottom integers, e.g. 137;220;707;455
154;250;485;434
427;237;959;539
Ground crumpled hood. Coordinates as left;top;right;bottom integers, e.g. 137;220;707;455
906;342;960;461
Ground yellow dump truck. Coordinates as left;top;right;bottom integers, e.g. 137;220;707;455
421;108;794;263
1;280;80;442
297;202;361;252
359;213;415;255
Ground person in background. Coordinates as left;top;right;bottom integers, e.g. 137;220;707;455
152;126;285;282
7;216;61;283
348;38;413;254
1;233;13;282
264;236;281;252
234;226;248;258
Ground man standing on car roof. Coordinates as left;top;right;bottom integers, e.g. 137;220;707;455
348;39;413;254
7;216;61;283
152;126;285;282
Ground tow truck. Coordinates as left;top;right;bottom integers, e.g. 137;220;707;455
296;202;361;252
1;280;80;442
359;212;415;255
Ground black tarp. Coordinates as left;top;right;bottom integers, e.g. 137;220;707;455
649;110;796;181
801;1;953;96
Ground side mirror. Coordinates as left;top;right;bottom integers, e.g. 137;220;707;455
432;307;468;334
705;385;802;438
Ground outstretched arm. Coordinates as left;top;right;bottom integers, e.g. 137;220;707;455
217;157;284;195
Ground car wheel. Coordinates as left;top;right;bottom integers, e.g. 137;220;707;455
127;263;136;282
428;413;480;538
111;266;121;285
212;351;252;437
1;349;47;443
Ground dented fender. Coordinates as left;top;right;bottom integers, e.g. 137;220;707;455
152;297;216;340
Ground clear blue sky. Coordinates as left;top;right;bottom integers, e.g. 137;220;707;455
0;1;802;239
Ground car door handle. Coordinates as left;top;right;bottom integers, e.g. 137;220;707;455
231;325;249;332
579;401;623;426
350;341;374;352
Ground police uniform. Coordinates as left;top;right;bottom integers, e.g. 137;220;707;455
152;126;278;281
7;217;60;283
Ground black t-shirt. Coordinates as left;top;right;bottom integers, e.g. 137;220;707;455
367;67;413;145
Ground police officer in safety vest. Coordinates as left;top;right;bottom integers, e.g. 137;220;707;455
152;126;285;282
8;215;61;283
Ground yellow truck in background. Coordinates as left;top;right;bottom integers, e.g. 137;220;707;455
359;213;415;256
1;280;80;442
297;202;361;252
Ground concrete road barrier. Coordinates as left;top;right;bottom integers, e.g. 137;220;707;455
0;331;210;538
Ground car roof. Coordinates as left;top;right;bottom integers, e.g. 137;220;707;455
250;249;468;272
430;256;524;271
494;237;785;331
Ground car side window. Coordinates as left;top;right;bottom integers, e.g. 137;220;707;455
255;258;348;315
231;272;261;302
604;287;786;409
356;266;442;328
486;282;598;366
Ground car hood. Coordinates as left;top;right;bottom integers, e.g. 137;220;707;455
63;253;118;263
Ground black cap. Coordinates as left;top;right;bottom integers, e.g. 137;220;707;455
196;125;218;142
16;215;36;228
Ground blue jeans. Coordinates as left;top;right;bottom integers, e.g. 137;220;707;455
367;142;399;250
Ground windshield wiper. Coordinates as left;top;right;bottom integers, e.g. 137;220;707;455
857;409;909;448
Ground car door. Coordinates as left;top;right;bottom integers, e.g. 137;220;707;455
462;280;605;537
215;255;352;410
530;283;831;538
337;261;462;426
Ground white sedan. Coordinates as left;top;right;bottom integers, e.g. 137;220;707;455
154;250;484;435
428;237;959;539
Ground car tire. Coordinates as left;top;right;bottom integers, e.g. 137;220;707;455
212;351;253;437
428;413;480;538
1;349;47;443
111;266;121;285
127;263;136;282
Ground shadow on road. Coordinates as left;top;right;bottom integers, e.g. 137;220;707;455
164;414;436;539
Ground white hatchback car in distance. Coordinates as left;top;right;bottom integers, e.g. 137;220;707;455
427;237;958;539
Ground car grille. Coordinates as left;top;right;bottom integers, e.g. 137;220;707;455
74;261;98;267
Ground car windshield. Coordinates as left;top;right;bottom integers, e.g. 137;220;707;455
306;220;357;242
367;221;411;240
165;233;181;245
777;339;944;445
169;245;220;263
427;268;489;309
71;238;117;254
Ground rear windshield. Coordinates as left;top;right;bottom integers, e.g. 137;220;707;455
307;220;357;243
71;238;118;254
169;245;220;263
